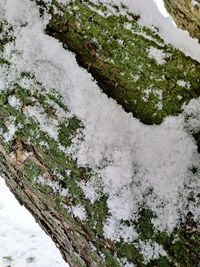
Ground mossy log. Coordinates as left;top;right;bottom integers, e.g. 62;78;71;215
0;15;200;267
164;0;200;42
41;0;200;125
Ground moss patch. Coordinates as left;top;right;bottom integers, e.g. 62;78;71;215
46;0;200;124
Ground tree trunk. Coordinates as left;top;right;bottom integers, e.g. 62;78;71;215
1;83;199;267
0;1;200;267
44;0;200;125
164;0;200;42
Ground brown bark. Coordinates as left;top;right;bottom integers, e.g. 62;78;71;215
164;0;200;42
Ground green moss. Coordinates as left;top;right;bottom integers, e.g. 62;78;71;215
58;116;82;148
15;86;34;106
3;256;13;263
63;172;84;200
0;91;8;105
0;79;199;266
46;0;200;124
38;182;53;194
47;92;69;112
0;21;13;51
104;252;121;267
168;226;200;267
137;209;155;240
116;242;143;266
23;160;44;182
41;140;67;170
148;256;172;267
154;231;169;247
86;196;108;236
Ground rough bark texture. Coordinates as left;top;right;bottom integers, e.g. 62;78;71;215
164;0;200;42
44;0;200;125
0;2;200;267
0;87;112;267
0;79;199;267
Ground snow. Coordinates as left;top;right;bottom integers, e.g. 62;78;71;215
79;175;102;204
137;240;168;264
148;47;166;65
177;80;191;88
3;116;18;142
192;0;200;8
120;258;136;267
103;216;138;242
71;204;87;221
0;0;200;264
24;105;59;140
154;0;169;17
0;178;68;267
8;95;22;109
37;174;69;197
184;98;200;133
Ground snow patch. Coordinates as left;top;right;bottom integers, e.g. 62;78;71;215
148;47;166;65
177;80;191;88
8;95;22;109
137;240;168;264
104;217;138;243
71;204;87;221
24;105;59;140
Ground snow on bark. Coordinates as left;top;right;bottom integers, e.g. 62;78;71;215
0;0;199;266
44;0;200;124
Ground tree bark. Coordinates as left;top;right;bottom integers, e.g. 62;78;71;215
1;81;199;267
43;0;200;125
164;0;200;42
0;2;200;267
